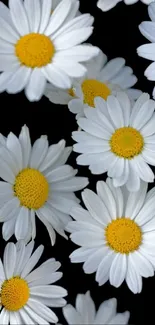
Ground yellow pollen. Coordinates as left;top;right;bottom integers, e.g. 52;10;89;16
1;277;29;311
110;127;144;159
68;88;75;97
14;168;49;210
105;218;142;254
15;33;55;68
82;79;111;107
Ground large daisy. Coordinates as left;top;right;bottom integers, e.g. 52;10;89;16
97;0;153;12
0;125;88;245
72;92;155;191
0;240;67;324
63;291;130;324
0;0;99;102
67;179;155;294
45;49;141;119
137;2;155;99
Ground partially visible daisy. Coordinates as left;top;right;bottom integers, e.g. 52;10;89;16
0;0;99;101
67;179;155;293
72;92;155;191
137;2;155;99
45;49;141;119
97;0;153;12
63;291;130;324
0;125;88;245
0;240;67;324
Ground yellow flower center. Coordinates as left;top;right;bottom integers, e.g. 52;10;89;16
81;79;111;107
1;277;29;311
110;127;144;159
105;218;142;254
15;33;55;68
14;168;49;210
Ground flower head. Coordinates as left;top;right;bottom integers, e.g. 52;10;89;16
67;179;155;293
0;0;99;101
0;125;88;245
73;92;155;191
0;240;67;324
63;291;130;324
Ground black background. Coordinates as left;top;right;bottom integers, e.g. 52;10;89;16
0;0;155;324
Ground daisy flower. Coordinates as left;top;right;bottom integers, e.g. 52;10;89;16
97;0;153;12
67;179;155;294
0;125;88;245
137;3;155;99
0;0;99;102
0;240;67;324
45;49;141;119
63;291;130;324
72;92;155;192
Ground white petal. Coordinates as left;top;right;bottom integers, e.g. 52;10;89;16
6;66;31;94
39;0;52;34
36;211;56;246
0;54;19;72
9;0;29;35
30;285;67;298
96;250;115;285
106;178;124;218
6;132;23;171
109;312;130;325
63;305;81;324
70;247;98;263
126;256;142;294
42;64;71;89
51;177;88;192
116;92;131;126
96;181;117;220
109;254;127;287
0;16;19;43
107;95;124;128
19;308;36;325
46;165;77;183
0;309;10;325
126;161;140;192
19;125;31;169
27;299;58;323
15;207;30;240
39;140;65;172
24;0;41;33
77;117;111;139
44;0;72;36
148;2;155;21
4;242;16;279
21;245;44;278
95;298;117;324
125;181;148;219
83;246;108;274
99;57;125;81
130;93;149;125
135;195;155;225
2;218;16;241
137;43;155;61
71;230;104;247
132;155;154;183
30;136;48;169
25;69;46;102
130;251;154;277
132;99;155;130
82;189;111;225
0;198;20;222
53;60;86;78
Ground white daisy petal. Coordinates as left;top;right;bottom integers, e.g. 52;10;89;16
130;251;154;277
6;132;23;172
30;285;67;298
4;242;16;279
0;198;20;222
107;95;124;128
25;69;46;102
21;245;44;278
63;304;81;324
109;254;127;287
0;2;13;27
6;66;31;94
95;298;117;324
125;181;148;219
19;125;31;169
9;0;29;36
82;189;111;225
19;308;37;325
96;250;115;285
42;64;71;89
2;217;16;241
109;312;130;325
24;0;41;33
0;16;19;43
30;136;48;169
27;299;58;323
37;211;56;246
96;181;117;219
83;246;109;274
15;207;30;240
44;0;72;36
39;0;52;34
0;309;10;325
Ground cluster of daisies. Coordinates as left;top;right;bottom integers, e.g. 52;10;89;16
1;0;155;323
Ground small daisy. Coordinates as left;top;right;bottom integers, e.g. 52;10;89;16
137;3;155;99
72;92;155;191
67;179;155;293
63;291;130;324
0;240;67;324
45;49;141;119
0;0;99;102
97;0;153;12
0;125;88;245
